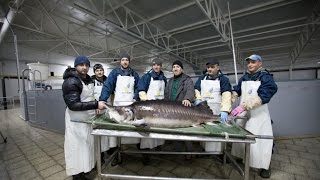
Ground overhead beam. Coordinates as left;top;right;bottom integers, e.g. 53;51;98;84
0;0;24;45
289;1;320;64
195;0;242;66
72;0;202;69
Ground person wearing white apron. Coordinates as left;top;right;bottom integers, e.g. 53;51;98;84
99;53;140;152
230;54;277;178
194;59;232;152
138;58;167;149
62;56;105;180
91;63;111;161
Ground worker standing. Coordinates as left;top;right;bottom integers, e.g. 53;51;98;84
62;56;105;180
99;53;140;159
194;59;232;152
164;60;195;159
91;63;111;163
137;58;167;149
231;54;277;178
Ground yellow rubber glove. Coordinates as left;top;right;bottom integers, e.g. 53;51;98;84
221;91;232;112
139;91;148;101
195;89;202;100
243;96;262;110
231;91;238;104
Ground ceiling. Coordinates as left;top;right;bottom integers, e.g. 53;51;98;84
0;0;319;75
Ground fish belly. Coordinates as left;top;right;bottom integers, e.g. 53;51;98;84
142;117;197;128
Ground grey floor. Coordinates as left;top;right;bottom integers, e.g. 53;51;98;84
0;107;319;180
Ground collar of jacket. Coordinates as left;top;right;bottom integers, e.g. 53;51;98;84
91;75;107;83
117;67;133;76
149;70;165;79
245;67;269;80
205;72;222;80
63;68;93;85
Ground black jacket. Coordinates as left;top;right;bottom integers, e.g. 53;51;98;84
62;68;98;111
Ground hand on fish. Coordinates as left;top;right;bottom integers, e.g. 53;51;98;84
98;101;107;110
182;99;192;107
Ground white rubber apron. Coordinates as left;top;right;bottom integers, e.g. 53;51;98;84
93;79;112;105
93;79;110;152
231;81;273;169
200;78;223;152
64;81;96;175
140;78;166;149
109;75;140;147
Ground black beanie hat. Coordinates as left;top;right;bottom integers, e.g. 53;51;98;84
172;60;183;69
93;64;104;71
206;59;219;66
120;52;130;61
74;56;90;67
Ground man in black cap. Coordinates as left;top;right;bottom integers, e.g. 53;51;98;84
62;55;105;179
164;60;195;159
164;60;194;106
194;59;232;153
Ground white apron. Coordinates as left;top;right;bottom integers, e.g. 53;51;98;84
200;78;223;152
109;75;140;147
231;81;273;169
93;79;112;105
93;79;110;152
64;81;96;175
140;78;166;149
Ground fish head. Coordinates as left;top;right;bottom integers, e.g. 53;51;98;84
105;104;134;124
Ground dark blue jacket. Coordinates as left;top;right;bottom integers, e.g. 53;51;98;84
99;67;140;101
194;73;232;94
233;69;278;104
137;70;167;92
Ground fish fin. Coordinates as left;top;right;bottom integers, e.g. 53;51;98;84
132;119;147;127
192;124;202;127
222;122;232;127
205;122;218;126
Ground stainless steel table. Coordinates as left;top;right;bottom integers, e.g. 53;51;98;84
92;128;255;180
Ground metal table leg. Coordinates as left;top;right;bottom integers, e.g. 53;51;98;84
244;143;250;180
223;142;227;165
95;135;102;180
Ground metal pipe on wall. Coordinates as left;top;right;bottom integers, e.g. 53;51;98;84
1;78;7;110
228;2;238;84
22;69;31;121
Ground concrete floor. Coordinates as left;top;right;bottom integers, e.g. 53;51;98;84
0;107;319;180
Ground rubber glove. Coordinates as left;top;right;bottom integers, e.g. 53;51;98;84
231;91;238;104
231;105;246;116
193;99;202;106
195;89;202;100
220;112;228;123
139;91;148;101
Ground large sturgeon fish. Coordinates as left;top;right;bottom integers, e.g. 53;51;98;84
104;100;221;128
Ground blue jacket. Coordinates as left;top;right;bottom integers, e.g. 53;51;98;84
233;69;278;104
137;70;167;92
99;67;140;101
194;72;232;94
